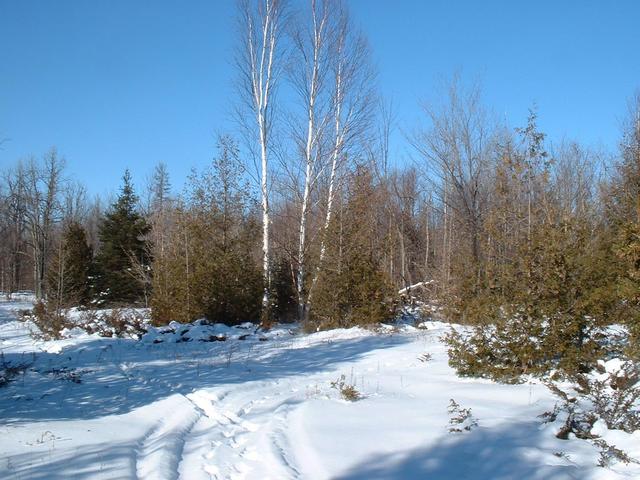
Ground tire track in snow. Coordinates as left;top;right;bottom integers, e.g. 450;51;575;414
188;390;259;434
177;386;296;479
135;395;202;480
267;403;302;479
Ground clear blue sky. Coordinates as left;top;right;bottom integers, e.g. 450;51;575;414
1;0;639;197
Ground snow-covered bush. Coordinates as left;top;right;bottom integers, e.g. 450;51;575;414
541;358;640;467
580;360;640;433
544;360;639;437
447;399;478;433
595;439;638;468
444;309;605;383
84;309;148;338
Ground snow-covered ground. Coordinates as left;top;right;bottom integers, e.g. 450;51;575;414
0;298;638;479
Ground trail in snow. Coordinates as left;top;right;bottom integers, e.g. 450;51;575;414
136;395;202;480
1;298;639;480
182;384;306;480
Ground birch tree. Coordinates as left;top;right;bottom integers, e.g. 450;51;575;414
289;0;333;321
236;0;287;324
310;5;376;301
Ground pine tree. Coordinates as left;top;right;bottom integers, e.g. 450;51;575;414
95;170;150;306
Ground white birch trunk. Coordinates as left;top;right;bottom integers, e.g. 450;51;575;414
242;0;283;322
296;0;325;321
318;63;343;268
260;126;271;311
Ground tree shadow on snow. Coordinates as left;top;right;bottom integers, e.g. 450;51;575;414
336;420;589;480
1;441;136;480
0;330;410;423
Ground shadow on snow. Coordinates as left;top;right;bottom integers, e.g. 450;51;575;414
336;420;589;480
2;442;136;480
0;327;410;423
2;419;592;480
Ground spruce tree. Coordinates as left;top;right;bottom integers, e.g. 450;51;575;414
95;170;150;306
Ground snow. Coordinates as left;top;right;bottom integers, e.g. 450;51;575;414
0;298;638;479
397;281;432;296
599;358;626;376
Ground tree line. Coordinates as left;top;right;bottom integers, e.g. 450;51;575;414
0;0;638;377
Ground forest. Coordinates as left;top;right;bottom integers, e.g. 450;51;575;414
2;2;639;373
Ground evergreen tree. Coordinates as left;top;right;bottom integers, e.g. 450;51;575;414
95;170;150;306
270;256;297;323
151;137;262;325
47;221;93;308
609;97;640;359
445;114;607;381
309;168;397;331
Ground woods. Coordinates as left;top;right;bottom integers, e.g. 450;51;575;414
0;0;638;382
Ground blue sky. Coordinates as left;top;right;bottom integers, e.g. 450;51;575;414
1;0;639;197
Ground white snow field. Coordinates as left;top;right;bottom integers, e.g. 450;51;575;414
1;298;638;480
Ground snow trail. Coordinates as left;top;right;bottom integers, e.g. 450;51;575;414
135;395;202;480
1;299;639;480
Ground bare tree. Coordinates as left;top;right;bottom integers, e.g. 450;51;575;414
613;92;640;223
146;162;173;258
62;180;88;225
550;141;600;220
0;163;28;297
411;79;494;290
375;98;396;179
236;0;288;323
22;149;65;299
390;168;423;288
84;195;104;254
